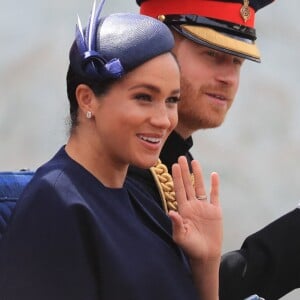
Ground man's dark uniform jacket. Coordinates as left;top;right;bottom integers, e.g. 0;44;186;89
127;131;300;300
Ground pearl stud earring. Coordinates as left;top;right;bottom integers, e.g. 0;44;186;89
86;111;92;119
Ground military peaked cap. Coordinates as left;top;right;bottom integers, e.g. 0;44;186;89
137;0;275;62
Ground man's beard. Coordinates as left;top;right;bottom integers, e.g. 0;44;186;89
178;77;227;133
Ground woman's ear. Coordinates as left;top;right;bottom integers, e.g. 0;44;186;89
75;84;95;113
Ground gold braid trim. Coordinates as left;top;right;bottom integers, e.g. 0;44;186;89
150;159;195;214
150;159;177;213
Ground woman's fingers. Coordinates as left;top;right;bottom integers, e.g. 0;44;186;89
172;162;186;207
191;159;207;201
172;156;195;207
168;210;184;242
177;156;195;200
210;172;220;206
173;156;219;207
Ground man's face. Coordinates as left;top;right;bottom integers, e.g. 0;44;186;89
172;35;244;138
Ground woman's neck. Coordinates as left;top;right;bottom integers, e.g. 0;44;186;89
65;136;128;188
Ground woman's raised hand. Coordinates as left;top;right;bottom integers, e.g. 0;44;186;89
169;156;223;263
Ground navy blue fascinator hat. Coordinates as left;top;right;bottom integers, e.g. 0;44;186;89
69;0;175;81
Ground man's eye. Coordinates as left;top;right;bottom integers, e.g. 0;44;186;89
233;57;244;65
207;50;217;57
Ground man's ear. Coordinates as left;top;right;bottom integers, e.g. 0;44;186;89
75;84;95;113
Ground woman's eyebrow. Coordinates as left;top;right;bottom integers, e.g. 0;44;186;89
128;84;160;93
129;84;180;95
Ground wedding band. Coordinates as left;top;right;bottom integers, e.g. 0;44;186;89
196;195;207;201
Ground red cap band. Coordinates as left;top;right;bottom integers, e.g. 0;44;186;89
140;0;255;28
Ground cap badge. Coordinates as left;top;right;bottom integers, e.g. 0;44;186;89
157;15;166;22
240;0;251;23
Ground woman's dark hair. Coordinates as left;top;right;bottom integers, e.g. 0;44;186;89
66;65;117;131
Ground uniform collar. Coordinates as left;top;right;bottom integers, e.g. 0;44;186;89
160;131;193;171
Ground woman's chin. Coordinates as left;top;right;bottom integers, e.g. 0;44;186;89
133;156;159;170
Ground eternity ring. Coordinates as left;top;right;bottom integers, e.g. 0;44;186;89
196;195;207;201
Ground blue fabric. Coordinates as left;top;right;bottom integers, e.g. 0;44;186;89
0;148;199;300
0;171;34;239
244;295;264;300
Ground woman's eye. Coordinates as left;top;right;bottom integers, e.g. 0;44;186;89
166;96;180;104
135;94;151;102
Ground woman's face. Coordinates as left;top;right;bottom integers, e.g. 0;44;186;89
92;52;180;169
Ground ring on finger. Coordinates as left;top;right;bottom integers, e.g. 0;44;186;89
196;195;207;201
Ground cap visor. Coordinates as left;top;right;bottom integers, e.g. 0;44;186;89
181;24;261;62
